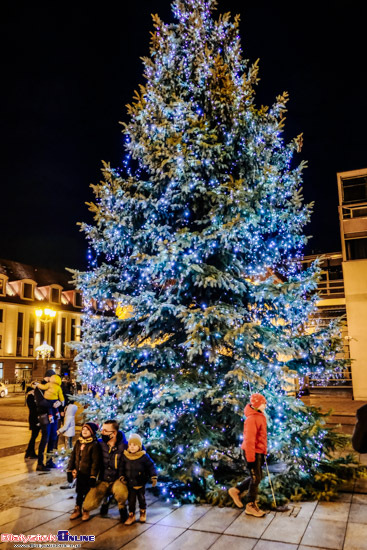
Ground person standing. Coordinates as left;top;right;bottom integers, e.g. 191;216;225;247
67;422;101;521
24;384;40;459
228;393;268;517
57;399;78;449
121;433;157;525
33;369;60;471
82;420;129;522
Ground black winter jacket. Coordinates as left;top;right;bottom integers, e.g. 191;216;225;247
67;436;101;478
352;403;367;454
99;431;128;483
26;390;39;430
120;450;157;487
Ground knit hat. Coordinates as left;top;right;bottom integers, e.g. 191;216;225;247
44;369;56;378
128;433;143;450
250;393;267;409
83;422;99;436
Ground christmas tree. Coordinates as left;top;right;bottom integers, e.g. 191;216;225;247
72;0;362;504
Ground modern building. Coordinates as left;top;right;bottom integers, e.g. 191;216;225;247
0;259;82;383
337;168;367;400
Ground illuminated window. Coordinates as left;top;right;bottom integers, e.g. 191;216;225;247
0;309;3;323
0;277;6;296
74;292;82;308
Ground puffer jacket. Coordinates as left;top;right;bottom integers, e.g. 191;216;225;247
99;430;128;483
120;450;157;487
67;435;101;479
352;403;367;454
241;403;267;462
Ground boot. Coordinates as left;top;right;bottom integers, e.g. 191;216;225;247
100;500;109;517
36;464;50;472
245;502;266;518
228;487;243;508
139;509;146;523
124;512;136;526
70;506;82;520
82;510;90;521
119;507;128;523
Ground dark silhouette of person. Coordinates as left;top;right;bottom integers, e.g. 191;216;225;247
352;404;367;454
25;384;40;459
33;369;59;471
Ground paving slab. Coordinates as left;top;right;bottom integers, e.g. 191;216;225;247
82;521;151;550
0;506;34;527
301;518;347;549
224;511;274;539
0;509;63;533
164;528;219;550
44;496;76;513
67;515;118;538
351;493;367;504
261;516;309;545
119;524;185;550
313;501;351;522
25;490;75;509
207;534;257;550
158;503;211;528
144;501;174;524
348;503;367;524
294;501;317;519
253;541;298;550
190;506;240;533
343;521;367;550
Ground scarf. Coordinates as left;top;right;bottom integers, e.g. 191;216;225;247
123;449;146;460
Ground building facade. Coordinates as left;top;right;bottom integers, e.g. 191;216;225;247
0;259;82;382
337;168;367;400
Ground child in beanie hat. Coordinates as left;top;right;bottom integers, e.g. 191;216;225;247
228;393;267;517
120;433;157;525
67;422;101;522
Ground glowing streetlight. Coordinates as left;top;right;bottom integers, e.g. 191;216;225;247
35;307;57;363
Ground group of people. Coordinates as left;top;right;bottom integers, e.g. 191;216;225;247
25;369;158;525
27;374;367;522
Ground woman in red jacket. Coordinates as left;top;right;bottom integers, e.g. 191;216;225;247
228;393;267;517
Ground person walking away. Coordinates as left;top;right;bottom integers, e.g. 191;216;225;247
36;374;65;423
228;393;267;517
352;403;367;454
57;399;78;449
82;420;129;523
25;383;40;459
33;369;60;471
67;422;101;521
121;433;157;525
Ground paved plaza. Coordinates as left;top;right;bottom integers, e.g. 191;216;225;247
0;449;367;550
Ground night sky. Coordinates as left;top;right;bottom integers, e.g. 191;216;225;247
1;1;366;272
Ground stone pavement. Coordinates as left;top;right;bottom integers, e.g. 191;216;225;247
0;452;367;550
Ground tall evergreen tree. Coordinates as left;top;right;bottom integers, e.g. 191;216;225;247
72;0;360;503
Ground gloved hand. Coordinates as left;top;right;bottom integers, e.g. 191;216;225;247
151;477;157;487
67;471;73;484
89;477;97;488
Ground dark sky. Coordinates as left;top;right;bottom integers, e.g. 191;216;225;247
1;1;366;272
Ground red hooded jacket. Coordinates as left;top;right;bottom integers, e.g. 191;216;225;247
241;403;267;462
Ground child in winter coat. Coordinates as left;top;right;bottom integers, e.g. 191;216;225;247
228;393;267;517
57;400;78;448
37;374;65;423
120;433;157;525
67;422;101;522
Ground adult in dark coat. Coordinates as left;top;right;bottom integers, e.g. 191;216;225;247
352;403;367;454
25;385;40;459
33;369;59;471
83;420;129;522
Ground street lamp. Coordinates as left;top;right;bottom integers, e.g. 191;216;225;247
35;307;56;361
